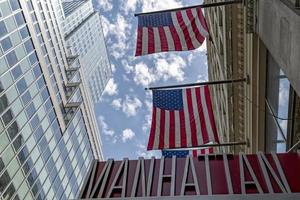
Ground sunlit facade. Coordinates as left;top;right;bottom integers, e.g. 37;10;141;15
205;0;300;154
0;0;106;199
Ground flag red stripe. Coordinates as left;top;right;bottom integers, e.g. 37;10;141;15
158;27;169;52
186;88;198;146
197;8;209;36
176;11;194;50
195;87;209;144
201;149;205;154
135;27;143;56
192;150;197;157
148;27;155;54
208;148;213;154
169;26;182;51
159;109;165;149
186;9;205;44
179;110;187;148
147;107;156;150
169;110;175;148
204;86;219;142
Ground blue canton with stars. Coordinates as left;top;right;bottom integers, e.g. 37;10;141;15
153;89;183;110
138;12;173;27
162;150;189;158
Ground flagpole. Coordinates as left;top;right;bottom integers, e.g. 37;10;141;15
134;0;242;17
145;77;248;90
164;141;248;151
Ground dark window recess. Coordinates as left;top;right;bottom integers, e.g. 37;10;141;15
28;52;38;65
30;115;40;130
16;78;27;94
48;109;56;122
9;0;20;11
34;23;41;34
25;103;35;119
6;50;18;67
44;99;52;112
41;88;49;101
17;147;28;165
14;12;25;26
28;168;38;186
2;109;14;125
0;94;8;115
21;91;31;106
7;121;19;140
34;126;43;141
31;13;37;22
36;77;45;89
23;158;33;175
11;64;22;80
33;64;42;78
0;21;8;38
20;26;29;39
26;1;33;11
12;134;23;150
1;37;13;52
24;39;34;54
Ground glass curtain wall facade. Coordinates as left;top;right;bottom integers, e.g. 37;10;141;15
0;0;105;199
62;0;111;104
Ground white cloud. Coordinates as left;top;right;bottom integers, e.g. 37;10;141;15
133;62;156;87
122;95;143;117
111;98;122;110
155;55;186;81
141;0;183;12
98;116;115;136
122;59;134;74
121;0;140;14
101;14;132;59
133;55;187;87
104;78;118;96
122;129;136;142
95;0;113;11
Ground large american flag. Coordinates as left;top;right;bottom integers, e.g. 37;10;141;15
135;7;209;56
147;86;219;150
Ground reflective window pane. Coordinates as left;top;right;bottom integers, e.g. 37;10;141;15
14;12;25;26
0;21;8;38
1;37;13;52
6;50;18;67
9;0;20;11
11;64;22;80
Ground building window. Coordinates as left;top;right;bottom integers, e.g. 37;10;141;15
1;36;13;52
265;53;290;153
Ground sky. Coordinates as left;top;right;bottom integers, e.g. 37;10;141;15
91;0;209;160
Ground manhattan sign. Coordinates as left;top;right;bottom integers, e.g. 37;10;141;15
80;153;300;199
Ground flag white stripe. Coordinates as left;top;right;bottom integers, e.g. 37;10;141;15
192;8;209;38
181;10;200;49
182;89;192;147
171;12;188;50
164;110;170;149
142;27;148;55
174;110;181;148
191;88;203;145
200;87;215;142
153;107;161;149
153;27;161;53
164;27;175;51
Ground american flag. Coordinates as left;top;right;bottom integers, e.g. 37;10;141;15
162;150;189;158
147;86;219;150
135;7;209;56
162;147;214;158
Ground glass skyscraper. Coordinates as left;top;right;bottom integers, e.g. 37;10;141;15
0;0;110;199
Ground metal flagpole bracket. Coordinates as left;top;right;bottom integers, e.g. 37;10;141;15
134;0;243;17
145;77;248;91
164;141;248;151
